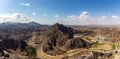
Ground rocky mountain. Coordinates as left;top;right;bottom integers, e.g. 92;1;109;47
0;21;49;33
0;23;118;59
0;22;49;41
0;39;27;51
29;23;90;53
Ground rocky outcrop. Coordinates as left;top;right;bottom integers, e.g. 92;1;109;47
64;38;90;50
36;23;76;51
0;39;27;51
30;23;90;53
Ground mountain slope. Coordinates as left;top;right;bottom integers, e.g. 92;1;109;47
0;22;49;33
0;22;49;40
29;23;90;54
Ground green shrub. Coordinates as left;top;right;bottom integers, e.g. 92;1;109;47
111;44;116;50
92;41;99;47
24;47;36;58
85;37;92;41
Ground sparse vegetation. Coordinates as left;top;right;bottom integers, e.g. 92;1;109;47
0;23;120;59
83;36;92;41
92;41;99;47
24;47;36;58
110;44;116;50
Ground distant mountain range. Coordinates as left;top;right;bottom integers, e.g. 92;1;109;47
0;22;49;33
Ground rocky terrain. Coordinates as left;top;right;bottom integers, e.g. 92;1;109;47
0;22;49;59
0;22;120;59
28;23;90;54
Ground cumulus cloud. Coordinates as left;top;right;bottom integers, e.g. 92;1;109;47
57;11;94;25
112;15;120;20
0;13;31;23
20;3;30;6
57;11;120;25
32;12;36;16
79;11;90;20
54;15;59;18
54;15;60;22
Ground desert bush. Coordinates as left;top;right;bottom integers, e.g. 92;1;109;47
110;44;116;50
92;41;99;47
24;47;36;58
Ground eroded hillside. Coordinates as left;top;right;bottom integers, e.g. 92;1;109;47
0;23;120;59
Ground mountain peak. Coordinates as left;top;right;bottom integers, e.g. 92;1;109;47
28;21;41;26
48;23;75;39
52;23;65;30
54;23;59;25
52;23;61;27
29;21;38;24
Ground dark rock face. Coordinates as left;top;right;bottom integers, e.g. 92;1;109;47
0;47;4;56
0;39;27;51
85;51;114;59
35;23;90;52
0;22;49;41
64;38;90;49
38;23;76;51
92;51;113;58
51;23;75;38
18;41;27;51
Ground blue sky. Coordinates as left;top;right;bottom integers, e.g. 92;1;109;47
0;0;120;25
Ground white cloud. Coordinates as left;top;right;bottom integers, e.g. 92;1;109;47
79;11;90;20
54;15;65;24
68;15;76;17
56;11;120;25
20;3;30;6
58;11;94;25
32;12;36;16
0;13;31;23
101;16;107;19
112;15;120;20
54;15;59;18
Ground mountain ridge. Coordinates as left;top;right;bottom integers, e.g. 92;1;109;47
29;23;90;55
0;21;49;33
